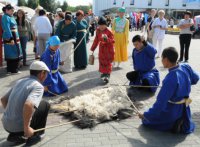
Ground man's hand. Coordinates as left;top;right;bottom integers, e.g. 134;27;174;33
24;126;34;138
138;113;144;120
60;61;65;66
44;86;48;92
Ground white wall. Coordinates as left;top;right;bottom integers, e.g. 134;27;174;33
93;0;200;16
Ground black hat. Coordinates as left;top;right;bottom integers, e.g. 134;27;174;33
65;14;72;20
2;4;14;12
98;17;107;25
184;11;192;17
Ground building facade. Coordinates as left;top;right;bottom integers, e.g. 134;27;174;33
93;0;200;16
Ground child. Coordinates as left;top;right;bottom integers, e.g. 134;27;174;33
126;35;160;93
90;17;115;83
139;47;199;134
41;36;68;96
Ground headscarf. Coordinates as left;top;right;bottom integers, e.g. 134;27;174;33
118;7;126;13
46;36;60;49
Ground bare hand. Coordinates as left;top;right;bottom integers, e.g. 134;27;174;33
60;61;65;66
10;40;15;45
24;127;34;138
44;86;48;92
138;113;144;120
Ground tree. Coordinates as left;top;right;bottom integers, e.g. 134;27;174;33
61;1;68;12
75;5;91;14
27;0;38;9
39;0;57;12
17;0;27;6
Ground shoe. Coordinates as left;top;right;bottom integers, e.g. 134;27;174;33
26;133;45;146
11;71;22;74
184;60;188;63
7;133;26;145
178;59;183;63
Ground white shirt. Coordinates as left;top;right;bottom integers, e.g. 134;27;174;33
152;18;168;40
34;16;52;35
178;19;194;35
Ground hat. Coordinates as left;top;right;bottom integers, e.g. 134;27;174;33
65;14;72;20
118;7;126;13
30;61;50;72
98;16;107;25
184;11;192;17
48;36;60;46
56;8;62;13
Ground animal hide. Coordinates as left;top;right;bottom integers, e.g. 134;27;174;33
51;88;134;128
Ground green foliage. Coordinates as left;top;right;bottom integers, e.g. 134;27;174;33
17;0;27;6
61;1;68;12
27;0;38;9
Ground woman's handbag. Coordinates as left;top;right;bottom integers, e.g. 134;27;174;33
189;19;195;31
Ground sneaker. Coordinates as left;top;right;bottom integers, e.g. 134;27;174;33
178;59;183;63
103;77;109;83
11;71;22;75
184;60;188;63
7;133;26;145
26;133;45;146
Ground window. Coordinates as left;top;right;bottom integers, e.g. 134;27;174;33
148;0;152;6
165;0;169;6
182;0;187;7
130;0;134;5
113;0;116;5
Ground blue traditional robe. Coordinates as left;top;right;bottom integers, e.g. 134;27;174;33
143;64;199;134
41;47;68;96
130;43;160;92
74;19;89;68
55;20;77;42
2;14;22;60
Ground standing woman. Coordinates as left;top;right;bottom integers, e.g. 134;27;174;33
177;11;194;63
2;4;22;73
112;7;129;68
74;10;89;69
152;10;168;58
16;9;30;66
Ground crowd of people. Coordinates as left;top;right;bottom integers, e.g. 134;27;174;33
1;3;200;146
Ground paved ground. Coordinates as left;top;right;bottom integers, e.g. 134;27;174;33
0;31;200;147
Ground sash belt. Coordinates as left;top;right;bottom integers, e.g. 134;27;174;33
168;98;192;107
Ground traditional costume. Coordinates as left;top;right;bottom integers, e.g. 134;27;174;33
142;63;199;134
55;19;77;73
90;17;115;83
2;12;22;73
127;43;160;93
41;36;68;96
74;19;89;69
112;7;129;63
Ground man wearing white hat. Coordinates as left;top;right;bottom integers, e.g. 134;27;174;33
1;61;50;145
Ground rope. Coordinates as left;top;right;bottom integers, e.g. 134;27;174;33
61;26;90;63
34;119;80;133
48;109;78;116
110;84;162;88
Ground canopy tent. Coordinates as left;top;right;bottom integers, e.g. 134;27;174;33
19;6;35;17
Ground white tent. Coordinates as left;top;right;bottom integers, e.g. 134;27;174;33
19;6;35;17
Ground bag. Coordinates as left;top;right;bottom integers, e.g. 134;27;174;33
189;19;195;31
190;25;195;31
89;54;95;65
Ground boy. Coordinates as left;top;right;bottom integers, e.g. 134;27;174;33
90;17;115;83
139;47;199;134
41;36;68;96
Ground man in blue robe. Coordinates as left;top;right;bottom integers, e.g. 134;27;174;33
126;35;160;93
40;36;68;96
139;47;199;134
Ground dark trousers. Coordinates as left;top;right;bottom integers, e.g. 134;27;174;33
6;59;19;73
7;100;50;136
179;34;192;61
126;71;151;92
20;36;28;64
